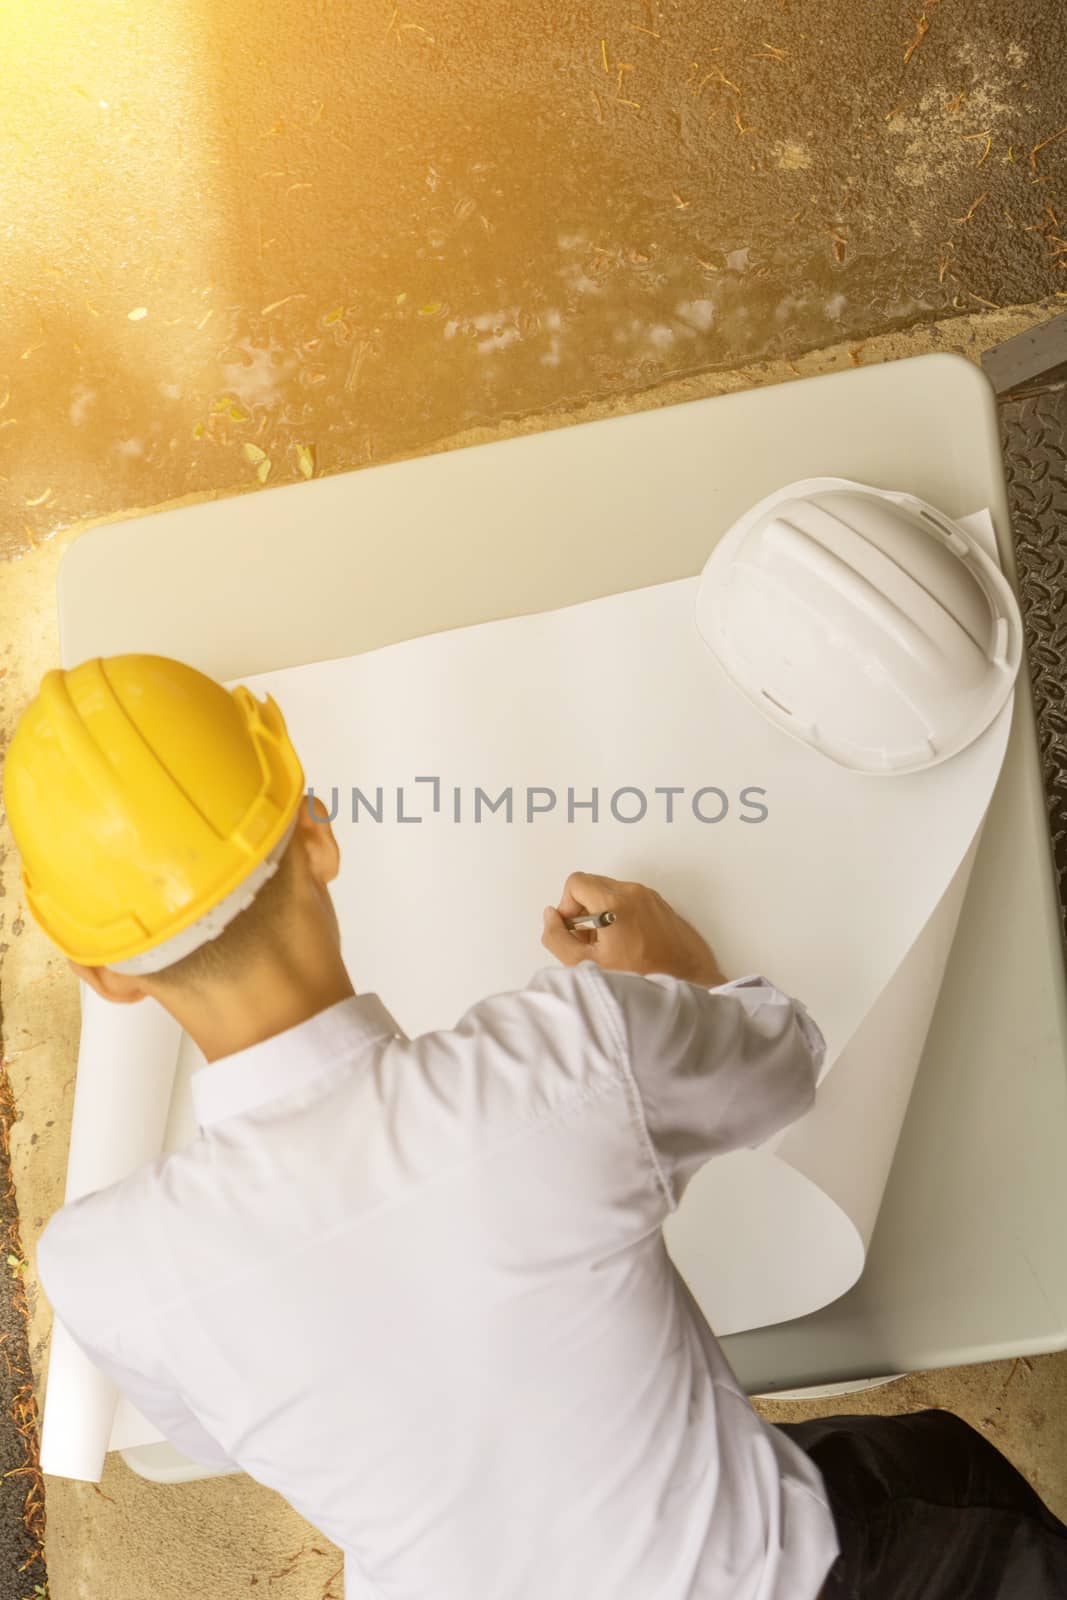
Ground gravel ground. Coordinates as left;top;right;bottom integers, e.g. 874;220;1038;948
0;1035;46;1600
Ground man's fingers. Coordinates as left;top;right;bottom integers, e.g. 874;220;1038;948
555;889;589;919
541;906;597;967
558;871;618;919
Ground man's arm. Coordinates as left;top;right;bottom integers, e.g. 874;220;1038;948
542;873;824;1207
584;967;822;1207
36;1205;239;1474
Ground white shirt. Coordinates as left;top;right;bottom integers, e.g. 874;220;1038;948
37;962;839;1600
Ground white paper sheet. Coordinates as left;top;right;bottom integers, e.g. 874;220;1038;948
40;510;1011;1479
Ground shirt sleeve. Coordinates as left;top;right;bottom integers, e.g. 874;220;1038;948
579;964;825;1210
36;1212;240;1475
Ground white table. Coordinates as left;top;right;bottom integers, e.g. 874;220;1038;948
58;352;1067;1479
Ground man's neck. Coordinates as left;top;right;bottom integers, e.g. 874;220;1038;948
155;947;356;1064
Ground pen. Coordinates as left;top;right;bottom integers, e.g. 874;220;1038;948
564;911;617;931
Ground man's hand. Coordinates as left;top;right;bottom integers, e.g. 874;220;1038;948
541;872;727;988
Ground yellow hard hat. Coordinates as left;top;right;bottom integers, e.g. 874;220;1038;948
2;655;305;971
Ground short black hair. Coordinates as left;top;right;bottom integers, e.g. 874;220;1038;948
149;840;297;989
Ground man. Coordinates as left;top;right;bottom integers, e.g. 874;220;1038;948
6;656;1065;1599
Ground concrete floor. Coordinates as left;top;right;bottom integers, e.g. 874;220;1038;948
1;0;1067;1594
3;0;1067;560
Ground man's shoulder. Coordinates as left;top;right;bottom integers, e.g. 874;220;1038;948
401;961;626;1127
442;961;618;1054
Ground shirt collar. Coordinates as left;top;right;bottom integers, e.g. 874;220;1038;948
191;993;402;1129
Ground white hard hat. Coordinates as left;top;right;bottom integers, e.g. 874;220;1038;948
695;477;1023;774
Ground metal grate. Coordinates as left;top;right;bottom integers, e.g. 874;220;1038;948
998;380;1067;940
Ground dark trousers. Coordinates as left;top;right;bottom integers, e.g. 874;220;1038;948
777;1409;1067;1600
